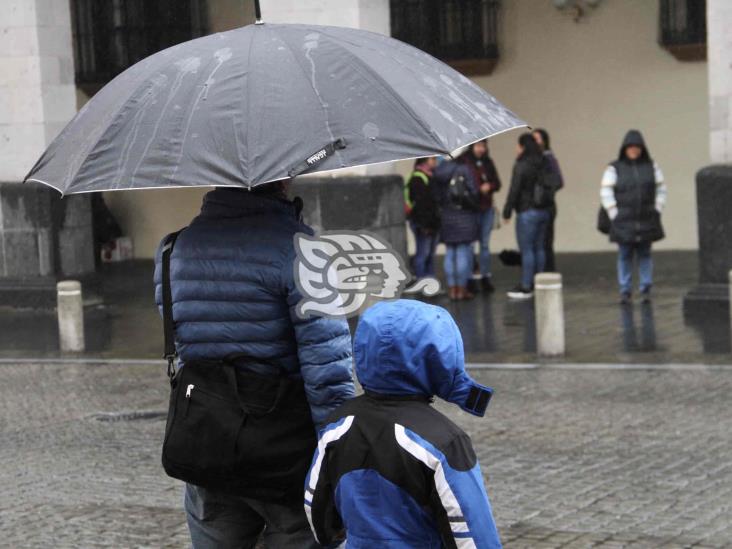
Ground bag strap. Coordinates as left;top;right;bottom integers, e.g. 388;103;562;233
162;230;183;378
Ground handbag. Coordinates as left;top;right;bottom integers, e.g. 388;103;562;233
597;206;611;235
160;232;317;502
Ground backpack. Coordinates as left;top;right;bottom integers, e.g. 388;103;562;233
448;168;480;211
532;160;562;209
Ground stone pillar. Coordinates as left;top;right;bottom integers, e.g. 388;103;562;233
708;0;732;162
683;0;732;349
0;0;95;308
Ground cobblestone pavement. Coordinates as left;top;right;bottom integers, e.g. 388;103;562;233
1;361;730;548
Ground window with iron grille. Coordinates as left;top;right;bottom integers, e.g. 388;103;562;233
71;0;208;94
659;0;706;61
390;0;500;75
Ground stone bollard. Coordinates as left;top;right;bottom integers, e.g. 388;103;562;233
57;280;85;352
534;273;565;357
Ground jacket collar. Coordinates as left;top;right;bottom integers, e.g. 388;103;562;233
200;187;299;219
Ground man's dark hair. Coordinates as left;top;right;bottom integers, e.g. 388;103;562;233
534;128;550;150
518;132;543;161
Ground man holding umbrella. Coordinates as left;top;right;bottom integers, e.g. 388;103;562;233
154;180;355;547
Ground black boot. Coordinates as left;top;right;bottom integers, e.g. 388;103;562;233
481;276;495;293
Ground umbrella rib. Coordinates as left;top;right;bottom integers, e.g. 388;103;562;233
314;28;448;154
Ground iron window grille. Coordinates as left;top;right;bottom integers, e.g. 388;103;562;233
390;0;501;75
71;0;208;94
659;0;706;61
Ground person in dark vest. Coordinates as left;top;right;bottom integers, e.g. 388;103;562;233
458;140;502;293
502;133;552;300
153;182;355;549
532;129;563;272
600;130;667;304
404;157;440;281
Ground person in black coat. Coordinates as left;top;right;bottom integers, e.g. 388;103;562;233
433;160;480;300
601;130;667;303
502;133;552;299
405;157;440;280
533;129;563;272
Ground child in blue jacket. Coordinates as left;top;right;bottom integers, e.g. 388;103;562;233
304;299;502;548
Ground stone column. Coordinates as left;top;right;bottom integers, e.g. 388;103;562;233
708;0;732;162
0;0;95;308
683;0;732;348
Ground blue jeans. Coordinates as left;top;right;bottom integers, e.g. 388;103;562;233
185;484;319;549
516;209;551;289
410;221;438;278
444;243;473;287
618;242;652;294
478;208;495;276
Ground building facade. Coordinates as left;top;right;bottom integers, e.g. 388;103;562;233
1;1;721;269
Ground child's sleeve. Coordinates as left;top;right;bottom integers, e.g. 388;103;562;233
304;416;354;547
395;424;502;549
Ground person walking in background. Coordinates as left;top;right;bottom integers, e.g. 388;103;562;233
533;129;563;272
502;133;553;300
601;130;667;304
404;157;440;282
434;158;481;301
459;140;502;293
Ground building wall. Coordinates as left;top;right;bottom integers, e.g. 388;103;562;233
99;0;707;258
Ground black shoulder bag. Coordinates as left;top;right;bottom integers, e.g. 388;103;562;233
160;232;317;502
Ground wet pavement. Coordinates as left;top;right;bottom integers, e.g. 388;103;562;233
1;360;730;548
1;250;730;364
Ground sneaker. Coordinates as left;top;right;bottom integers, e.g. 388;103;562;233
620;292;632;305
640;288;652;303
507;285;533;299
466;277;480;295
481;276;495;293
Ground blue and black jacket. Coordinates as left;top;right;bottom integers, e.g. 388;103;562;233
305;300;501;548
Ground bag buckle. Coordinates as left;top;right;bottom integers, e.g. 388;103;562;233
165;354;176;379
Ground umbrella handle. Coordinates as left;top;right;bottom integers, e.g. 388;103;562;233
254;0;263;24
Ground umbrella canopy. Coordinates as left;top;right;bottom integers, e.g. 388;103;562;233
25;23;526;195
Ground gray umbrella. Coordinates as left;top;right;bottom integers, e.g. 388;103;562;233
25;22;526;194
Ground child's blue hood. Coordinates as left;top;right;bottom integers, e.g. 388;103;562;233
354;300;493;417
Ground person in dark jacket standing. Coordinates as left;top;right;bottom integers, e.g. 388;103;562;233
502;133;552;299
601;130;667;304
434;160;481;301
153;183;355;549
459;140;502;293
405;157;440;280
533;129;563;272
305;299;501;549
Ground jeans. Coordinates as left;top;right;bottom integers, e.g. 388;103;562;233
444;243;473;287
478;208;495;276
410;221;438;278
516;208;551;289
185;484;319;549
617;242;652;294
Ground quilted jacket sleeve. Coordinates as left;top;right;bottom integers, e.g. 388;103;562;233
283;247;355;427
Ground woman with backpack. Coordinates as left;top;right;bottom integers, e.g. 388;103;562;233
600;130;666;304
502;133;554;299
434;159;481;301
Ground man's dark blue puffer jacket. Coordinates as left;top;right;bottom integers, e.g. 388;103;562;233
153;188;355;426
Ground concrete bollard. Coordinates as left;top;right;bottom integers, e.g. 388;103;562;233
534;272;565;357
57;280;85;352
